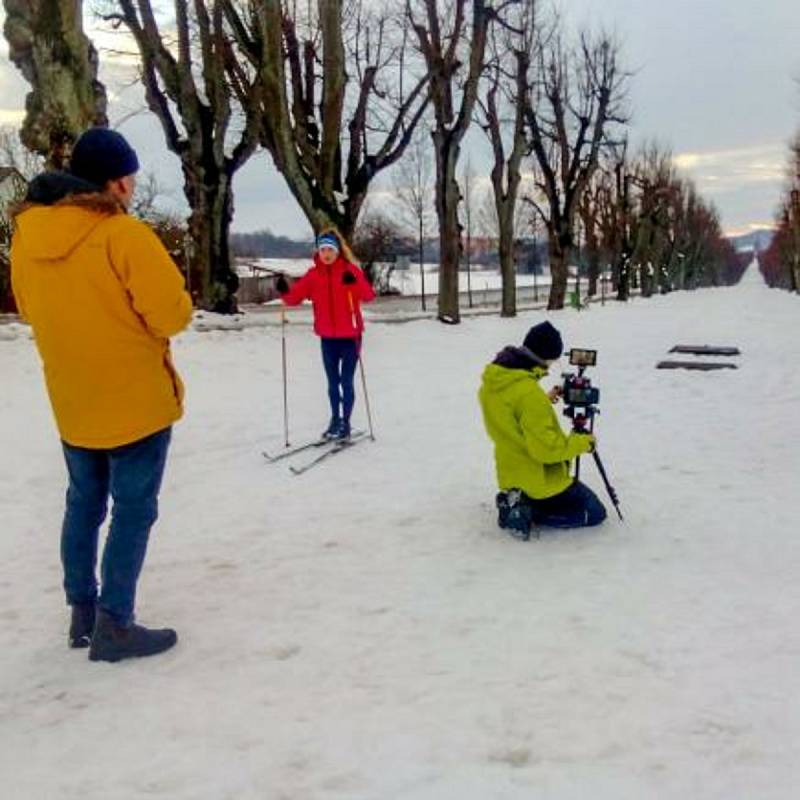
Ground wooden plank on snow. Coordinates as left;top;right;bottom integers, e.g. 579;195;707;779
656;360;738;371
669;345;741;356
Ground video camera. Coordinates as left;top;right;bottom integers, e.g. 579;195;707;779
561;348;599;429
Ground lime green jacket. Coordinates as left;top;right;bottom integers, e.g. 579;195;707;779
479;362;593;499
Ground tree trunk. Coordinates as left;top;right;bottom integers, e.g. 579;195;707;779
411;0;493;325
184;166;238;313
615;250;632;301
587;252;600;297
433;132;461;322
582;212;600;296
418;216;427;311
498;214;516;317
547;226;571;309
640;262;654;297
3;0;107;167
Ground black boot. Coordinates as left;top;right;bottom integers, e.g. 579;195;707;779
69;603;96;649
88;609;177;663
322;416;342;440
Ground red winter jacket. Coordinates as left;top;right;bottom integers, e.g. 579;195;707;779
281;255;376;338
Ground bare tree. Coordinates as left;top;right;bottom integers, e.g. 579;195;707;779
590;143;742;298
3;0;108;168
628;143;678;297
393;130;435;309
576;174;603;297
584;142;676;301
130;170;171;221
102;0;261;312
222;0;430;239
0;125;44;180
769;132;800;292
525;30;628;309
352;211;404;294
408;0;504;323
588;144;636;301
0;158;29;312
478;0;538;316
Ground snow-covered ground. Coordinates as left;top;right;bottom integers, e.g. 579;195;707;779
2;264;799;799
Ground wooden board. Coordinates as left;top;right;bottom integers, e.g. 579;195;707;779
669;345;741;356
657;360;738;371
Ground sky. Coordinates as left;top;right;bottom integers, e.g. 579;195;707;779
1;1;798;238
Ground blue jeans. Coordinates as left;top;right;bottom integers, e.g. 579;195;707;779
60;428;172;625
320;337;359;421
529;480;607;528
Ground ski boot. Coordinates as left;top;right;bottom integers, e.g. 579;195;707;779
334;419;352;440
322;416;342;440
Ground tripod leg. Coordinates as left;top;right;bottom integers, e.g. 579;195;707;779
592;449;623;521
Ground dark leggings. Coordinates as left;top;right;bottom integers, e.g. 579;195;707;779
320;337;360;421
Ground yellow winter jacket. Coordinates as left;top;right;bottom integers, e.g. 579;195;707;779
10;185;193;448
479;354;594;500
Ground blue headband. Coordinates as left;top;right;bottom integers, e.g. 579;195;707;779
317;233;340;253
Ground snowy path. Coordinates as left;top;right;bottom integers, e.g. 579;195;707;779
1;268;799;799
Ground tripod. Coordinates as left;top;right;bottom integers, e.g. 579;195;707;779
568;408;624;521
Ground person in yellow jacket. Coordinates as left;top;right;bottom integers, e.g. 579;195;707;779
11;128;192;662
479;321;606;540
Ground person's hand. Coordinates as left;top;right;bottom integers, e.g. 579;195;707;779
572;431;595;453
547;385;563;404
342;271;357;285
275;274;289;294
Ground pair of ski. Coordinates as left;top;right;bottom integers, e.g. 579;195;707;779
263;430;370;475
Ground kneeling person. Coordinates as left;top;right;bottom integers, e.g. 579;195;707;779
478;322;606;538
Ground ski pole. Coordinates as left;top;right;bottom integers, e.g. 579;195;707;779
357;343;376;441
348;292;376;441
281;303;289;447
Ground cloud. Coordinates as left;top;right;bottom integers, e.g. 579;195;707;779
724;221;778;237
674;144;788;192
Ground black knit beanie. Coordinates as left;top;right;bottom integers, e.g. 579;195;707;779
522;321;563;361
69;128;140;188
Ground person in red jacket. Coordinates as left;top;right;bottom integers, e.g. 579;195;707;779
276;229;375;439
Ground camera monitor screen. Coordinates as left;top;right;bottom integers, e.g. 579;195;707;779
569;348;597;367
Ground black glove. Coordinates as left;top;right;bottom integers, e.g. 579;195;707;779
275;274;289;294
342;271;357;285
